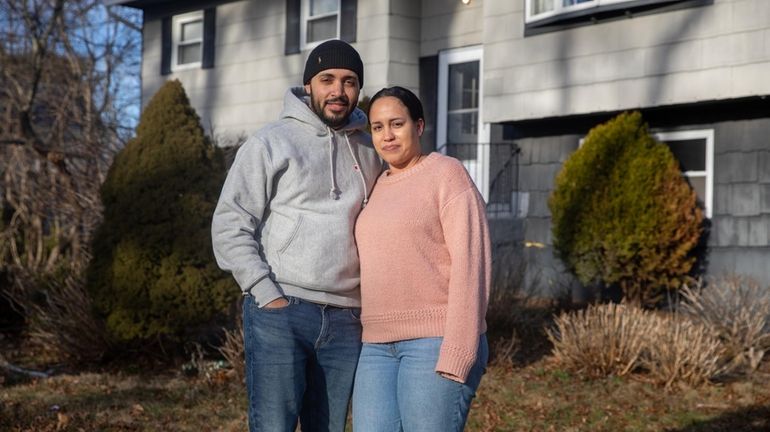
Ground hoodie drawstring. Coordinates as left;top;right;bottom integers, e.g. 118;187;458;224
327;128;339;200
326;128;369;207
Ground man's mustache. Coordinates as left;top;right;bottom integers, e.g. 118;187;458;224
324;96;349;106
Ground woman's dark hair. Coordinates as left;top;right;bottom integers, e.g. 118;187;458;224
368;86;424;123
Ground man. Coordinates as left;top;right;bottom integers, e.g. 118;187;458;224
211;40;381;432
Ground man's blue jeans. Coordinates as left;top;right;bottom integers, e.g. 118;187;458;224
351;335;488;432
242;295;362;432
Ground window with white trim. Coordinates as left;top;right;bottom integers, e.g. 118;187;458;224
654;130;714;218
526;0;671;24
301;0;340;49
172;11;203;70
576;128;714;217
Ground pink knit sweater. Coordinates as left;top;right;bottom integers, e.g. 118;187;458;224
354;152;491;382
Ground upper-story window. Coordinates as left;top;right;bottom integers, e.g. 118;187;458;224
161;9;215;75
172;11;203;70
301;0;340;49
526;0;690;26
285;0;356;55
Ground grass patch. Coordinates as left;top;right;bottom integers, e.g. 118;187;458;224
3;360;769;431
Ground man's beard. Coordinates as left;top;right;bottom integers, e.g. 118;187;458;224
309;91;356;129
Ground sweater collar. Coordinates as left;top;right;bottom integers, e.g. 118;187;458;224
378;152;441;185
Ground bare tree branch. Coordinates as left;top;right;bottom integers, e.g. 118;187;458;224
0;0;141;360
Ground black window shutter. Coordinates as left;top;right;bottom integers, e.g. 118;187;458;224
161;16;172;75
285;0;301;55
202;8;216;69
419;55;439;153
340;0;357;43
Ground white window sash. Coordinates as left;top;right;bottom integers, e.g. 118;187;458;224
300;0;341;51
654;129;714;218
526;0;641;23
171;11;204;71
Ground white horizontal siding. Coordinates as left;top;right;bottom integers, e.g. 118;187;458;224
484;0;770;123
420;0;484;57
140;0;420;140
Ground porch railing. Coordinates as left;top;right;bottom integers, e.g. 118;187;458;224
436;142;520;216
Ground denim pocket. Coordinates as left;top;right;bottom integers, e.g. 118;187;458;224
348;307;362;321
255;295;295;312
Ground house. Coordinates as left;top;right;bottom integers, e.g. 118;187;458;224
108;0;770;289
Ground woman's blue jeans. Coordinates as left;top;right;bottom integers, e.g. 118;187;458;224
242;295;362;432
351;335;488;432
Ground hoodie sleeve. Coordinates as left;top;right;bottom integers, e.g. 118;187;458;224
211;136;283;307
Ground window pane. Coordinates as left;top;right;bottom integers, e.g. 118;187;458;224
665;138;706;172
563;0;593;6
685;175;706;206
532;0;555;15
178;43;202;65
311;0;338;16
447;111;478;145
307;15;337;43
447;142;478;161
448;61;479;111
181;20;202;42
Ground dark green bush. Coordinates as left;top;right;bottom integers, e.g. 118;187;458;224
548;111;703;306
88;79;237;342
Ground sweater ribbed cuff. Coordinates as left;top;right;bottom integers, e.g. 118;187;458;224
249;277;283;308
435;343;477;384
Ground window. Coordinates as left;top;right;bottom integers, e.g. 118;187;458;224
655;130;714;218
161;9;215;75
172;11;203;70
285;0;355;55
437;46;491;202
526;0;679;24
301;0;340;49
576;128;714;217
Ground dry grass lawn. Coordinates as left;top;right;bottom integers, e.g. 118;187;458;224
2;359;770;431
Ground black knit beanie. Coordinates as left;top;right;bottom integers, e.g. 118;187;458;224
303;39;364;87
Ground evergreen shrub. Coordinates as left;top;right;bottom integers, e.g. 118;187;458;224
548;112;703;306
88;80;237;342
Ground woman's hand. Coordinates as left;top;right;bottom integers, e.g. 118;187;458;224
437;371;463;383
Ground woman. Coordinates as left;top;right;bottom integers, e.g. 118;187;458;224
352;86;491;431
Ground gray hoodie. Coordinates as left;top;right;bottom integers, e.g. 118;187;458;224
211;87;381;307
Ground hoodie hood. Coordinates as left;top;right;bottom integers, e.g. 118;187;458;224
282;87;368;135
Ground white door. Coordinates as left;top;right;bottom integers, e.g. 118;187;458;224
436;45;490;201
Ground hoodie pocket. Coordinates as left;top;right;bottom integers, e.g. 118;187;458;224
276;214;358;290
265;212;302;256
276;214;303;255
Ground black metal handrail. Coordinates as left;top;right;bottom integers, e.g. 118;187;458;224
436;142;520;215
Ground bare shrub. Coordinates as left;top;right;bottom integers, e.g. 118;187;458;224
547;303;653;377
23;260;110;363
486;244;563;366
642;314;724;390
679;276;770;373
218;314;245;382
549;302;728;388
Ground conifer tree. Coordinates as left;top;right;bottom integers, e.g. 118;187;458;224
549;112;703;306
88;80;237;342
